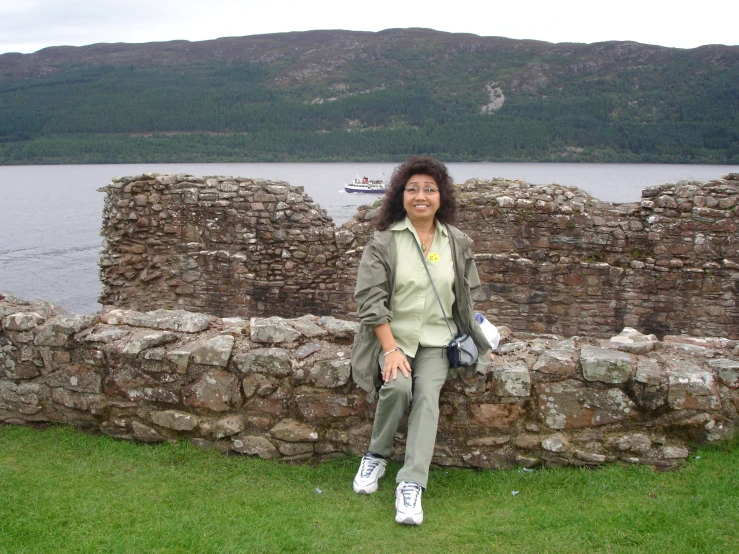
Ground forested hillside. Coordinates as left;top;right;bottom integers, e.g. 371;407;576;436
0;28;737;164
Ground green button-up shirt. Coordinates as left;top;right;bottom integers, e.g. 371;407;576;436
389;217;457;357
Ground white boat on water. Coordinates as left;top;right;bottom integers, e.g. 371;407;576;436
344;172;387;194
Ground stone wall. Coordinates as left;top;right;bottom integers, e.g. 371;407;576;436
99;173;739;339
471;174;739;339
99;174;354;319
2;293;738;468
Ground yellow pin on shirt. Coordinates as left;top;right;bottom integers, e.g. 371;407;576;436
428;252;440;262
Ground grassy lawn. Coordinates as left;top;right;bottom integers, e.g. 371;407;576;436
1;424;737;553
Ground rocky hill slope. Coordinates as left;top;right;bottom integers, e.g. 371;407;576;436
1;29;737;163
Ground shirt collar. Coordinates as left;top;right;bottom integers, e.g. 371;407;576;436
390;216;448;236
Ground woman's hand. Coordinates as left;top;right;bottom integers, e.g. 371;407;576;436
382;350;412;382
489;352;495;361
373;323;411;382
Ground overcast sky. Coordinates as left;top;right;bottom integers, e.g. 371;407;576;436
0;0;736;55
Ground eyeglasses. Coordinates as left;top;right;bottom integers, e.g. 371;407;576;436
404;186;439;195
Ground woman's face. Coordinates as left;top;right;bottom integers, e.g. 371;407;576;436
403;174;440;223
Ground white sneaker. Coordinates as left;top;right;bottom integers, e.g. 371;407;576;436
395;481;423;525
353;453;387;494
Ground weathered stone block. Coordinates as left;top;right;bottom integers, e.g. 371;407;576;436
116;330;178;355
496;196;515;208
515;455;541;468
667;361;721;410
242;373;279;398
533;341;578;375
308;358;351;388
467;435;511;447
629;357;668;410
166;341;199;374
51;388;107;413
574;450;614;463
101;309;210;333
191;335;234;367
2;312;43;331
294;343;321;360
231;435;279;459
708;358;739;388
286;315;327;338
151;409;199;431
76;349;105;369
607;433;652;455
274;439;314;456
34;314;96;346
269;418;319;442
581;346;634;384
320;424;371;456
221;317;247;331
4;362;41;380
213;414;246;439
5;331;33;346
492;361;531;397
132;421;165;443
295;393;366;421
104;367;179;404
233;348;292;378
0;381;44;415
609;327;658;354
317;316;359;339
468;404;525;430
663;445;689;459
541;432;570;453
536;379;637;429
250;317;301;344
182;370;242;412
1;341;39;379
462;450;506;470
79;326;129;344
143;348;167;361
0;340;15;365
513;434;540;449
46;365;102;394
245;395;285;416
662;343;716;358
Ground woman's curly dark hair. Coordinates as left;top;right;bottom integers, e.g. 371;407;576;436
375;156;457;231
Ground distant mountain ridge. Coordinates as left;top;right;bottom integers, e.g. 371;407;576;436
1;28;737;164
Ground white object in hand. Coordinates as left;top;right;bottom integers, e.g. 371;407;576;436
475;313;500;349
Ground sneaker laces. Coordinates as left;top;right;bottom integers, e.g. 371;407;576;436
400;482;422;507
360;455;382;478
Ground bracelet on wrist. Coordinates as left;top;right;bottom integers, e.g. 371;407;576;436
383;347;399;356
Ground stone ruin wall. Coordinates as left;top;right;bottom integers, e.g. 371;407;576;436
446;174;739;339
2;293;739;469
99;173;739;340
5;172;737;467
99;174;352;319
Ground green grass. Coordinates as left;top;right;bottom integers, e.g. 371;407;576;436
1;425;738;553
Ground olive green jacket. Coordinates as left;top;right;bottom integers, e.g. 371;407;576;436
350;224;492;392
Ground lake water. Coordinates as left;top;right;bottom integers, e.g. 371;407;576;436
1;162;737;315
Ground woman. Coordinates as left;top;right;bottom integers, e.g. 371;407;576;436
350;155;492;526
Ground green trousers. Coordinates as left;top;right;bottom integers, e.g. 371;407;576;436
368;346;450;489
